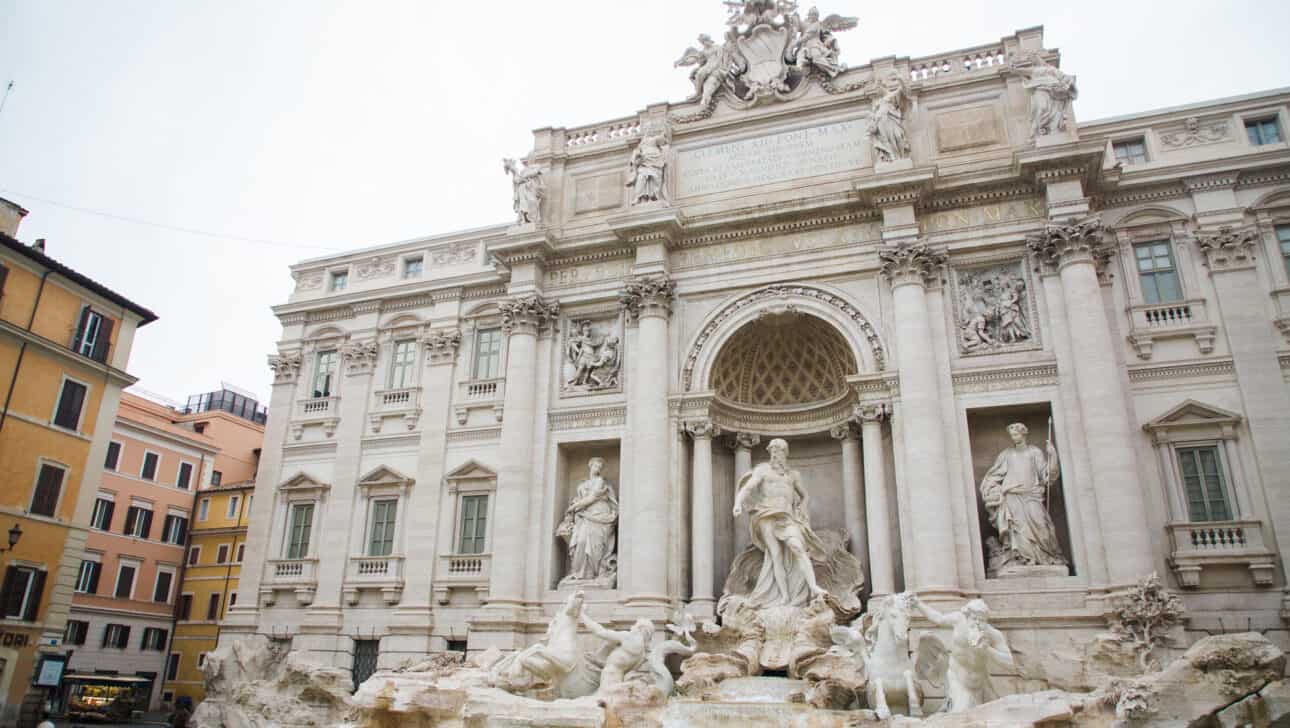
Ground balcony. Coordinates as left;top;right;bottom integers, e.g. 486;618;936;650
433;553;491;604
369;388;421;434
1126;299;1217;360
1167;520;1276;588
455;379;505;425
262;558;319;606
290;396;341;440
343;555;405;605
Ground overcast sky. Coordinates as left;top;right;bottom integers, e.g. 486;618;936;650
2;0;1287;403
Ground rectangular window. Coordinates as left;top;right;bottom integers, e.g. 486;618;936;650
216;544;230;564
403;256;423;278
74;560;101;594
227;495;240;519
1277;225;1290;279
206;592;222;621
1246;117;1283;146
1113;138;1147;165
29;463;65;517
90;497;114;530
114;563;137;599
1133;241;1183;304
178;594;193;621
153;571;173;603
473;328;503;380
176;462;194;490
287;503;315;559
312;351;338;397
1177;445;1233;522
0;566;45;620
236;543;245;563
141;627;168;651
141;452;160;481
102;623;130;649
388;340;417;389
187;546;201;566
105;441;121;470
72;307;114;362
330;270;348;292
64;619;89;646
166;653;180;680
368;499;398;557
124;505;153;539
457;494;488;555
53;378;88;430
161;514;188;545
198;498;210;521
211;470;223;487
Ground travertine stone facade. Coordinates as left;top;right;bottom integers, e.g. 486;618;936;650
222;23;1290;680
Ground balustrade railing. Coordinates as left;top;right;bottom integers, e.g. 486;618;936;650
373;387;419;411
347;555;404;582
268;558;317;582
459;378;505;402
564;117;642;149
297;396;339;417
437;553;491;583
909;44;1007;81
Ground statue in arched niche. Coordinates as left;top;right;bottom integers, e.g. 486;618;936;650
556;457;619;588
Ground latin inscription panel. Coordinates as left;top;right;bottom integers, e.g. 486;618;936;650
677;119;867;198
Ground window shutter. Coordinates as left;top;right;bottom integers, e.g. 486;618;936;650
31;466;62;517
90;316;114;362
102;501;115;530
72;306;92;352
0;567;20;617
0;264;9;299
120;625;131;648
22;570;45;621
140;509;153;539
177;517;188;543
87;562;101;593
101;625;111;648
55;381;86;430
123;507;137;535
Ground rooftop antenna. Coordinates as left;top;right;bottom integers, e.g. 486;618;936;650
0;81;12;118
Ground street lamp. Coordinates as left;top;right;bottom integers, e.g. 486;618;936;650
2;522;21;553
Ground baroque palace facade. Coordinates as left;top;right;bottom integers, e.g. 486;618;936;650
222;21;1290;686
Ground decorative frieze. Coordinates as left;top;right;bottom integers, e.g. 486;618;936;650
878;241;947;289
423;329;463;365
355;255;396;280
1024;215;1113;274
268;351;303;384
445;426;502;443
431;243;477;266
341;341;380;376
1126;358;1235;384
499;294;560;335
293;271;324;292
1159;116;1228;148
548;406;627;432
619;274;676;321
561;316;623;395
951;363;1058;394
1194;225;1259;272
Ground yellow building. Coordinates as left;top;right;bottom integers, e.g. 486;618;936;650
0;199;156;724
163;480;254;706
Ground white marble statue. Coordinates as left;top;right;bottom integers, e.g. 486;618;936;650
674;33;742;110
564;320;621;392
489;590;591;698
979;423;1067;572
913;596;1015;712
731;438;829;608
626;125;671;205
869;73;911;163
1014;54;1077;138
789;7;857;78
580;614;654;695
502;157;545;225
831;593;926;718
556;458;619;588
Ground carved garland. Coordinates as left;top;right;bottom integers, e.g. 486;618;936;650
682;284;886;391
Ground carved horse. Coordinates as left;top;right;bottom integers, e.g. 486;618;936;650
832;593;924;718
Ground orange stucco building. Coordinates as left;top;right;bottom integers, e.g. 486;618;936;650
0;199;156;725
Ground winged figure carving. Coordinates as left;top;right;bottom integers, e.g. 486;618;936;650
674;32;746;110
789;7;857;77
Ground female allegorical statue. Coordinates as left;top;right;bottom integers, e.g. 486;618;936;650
869;73;911;163
556;457;619;588
979;422;1067;570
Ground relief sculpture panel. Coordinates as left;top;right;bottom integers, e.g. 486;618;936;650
951;259;1040;356
561;315;624;396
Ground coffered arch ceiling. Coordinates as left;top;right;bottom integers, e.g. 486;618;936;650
710;312;857;408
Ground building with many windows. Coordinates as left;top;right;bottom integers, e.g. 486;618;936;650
219;22;1290;699
0;200;156;724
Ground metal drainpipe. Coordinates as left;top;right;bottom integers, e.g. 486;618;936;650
0;268;52;434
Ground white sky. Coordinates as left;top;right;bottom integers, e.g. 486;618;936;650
2;0;1288;403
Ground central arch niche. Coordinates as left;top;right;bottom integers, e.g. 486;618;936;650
711;312;857;408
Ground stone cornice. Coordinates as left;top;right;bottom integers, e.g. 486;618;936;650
1182;172;1239;194
1127;358;1235;383
607;206;687;246
921;183;1037;211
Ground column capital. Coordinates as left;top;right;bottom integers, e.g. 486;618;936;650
1193;225;1260;273
727;431;761;451
1025;214;1114;276
268;351;303;385
499;293;560;336
341;340;380;377
854;401;891;423
878;241;947;289
685;418;721;440
422;329;462;365
619;274;676;321
829;422;860;441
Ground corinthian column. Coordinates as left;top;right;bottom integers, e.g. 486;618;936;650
686;419;720;616
1027;217;1152;585
857;402;894;597
620;275;676;607
879;241;960;595
486;294;559;607
830;423;866;571
730;432;759;557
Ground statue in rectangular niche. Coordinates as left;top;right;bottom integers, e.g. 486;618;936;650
556;458;618;589
563;319;622;393
954;261;1035;355
979;423;1069;576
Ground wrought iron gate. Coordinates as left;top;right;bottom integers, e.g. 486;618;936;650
351;639;379;691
